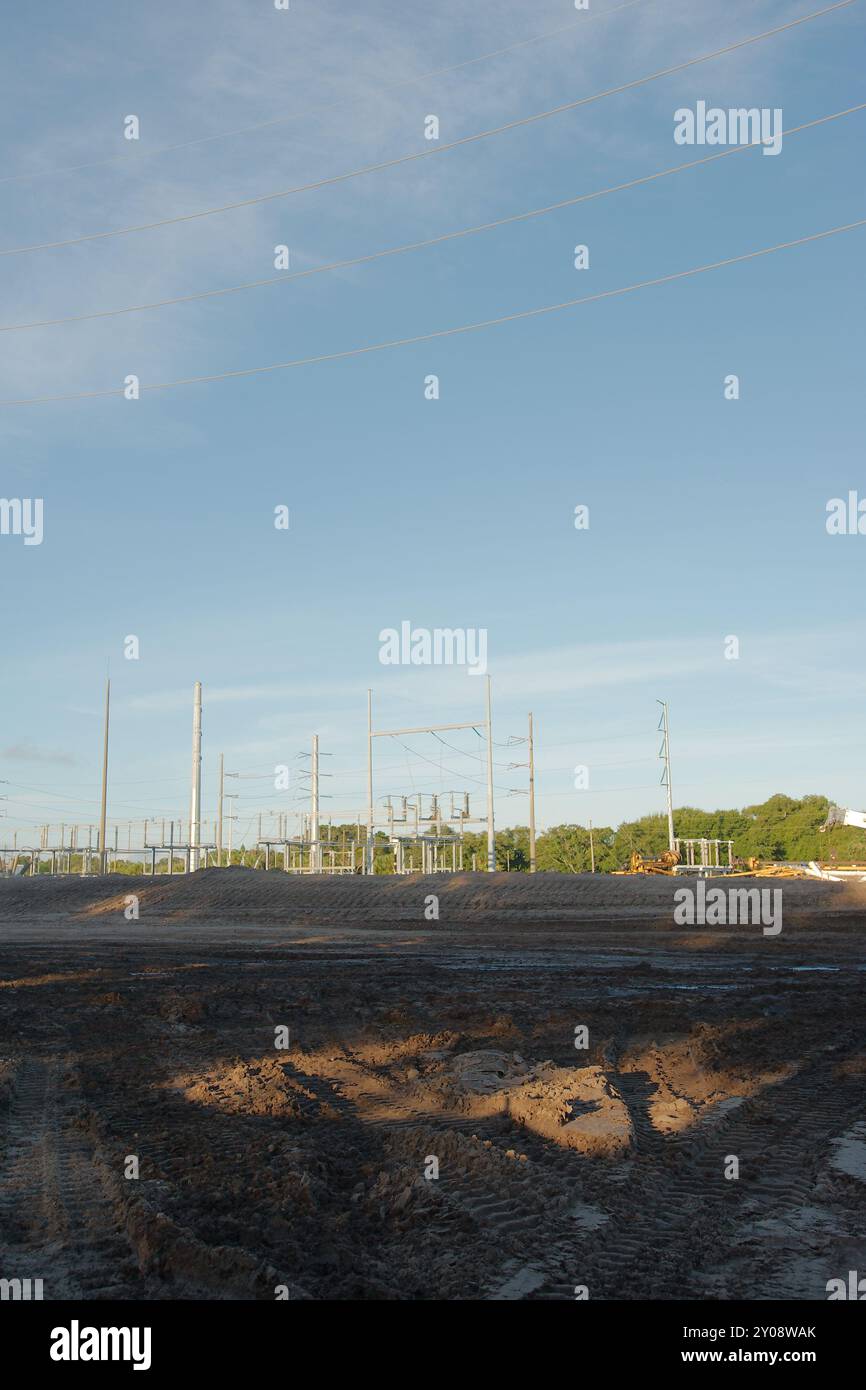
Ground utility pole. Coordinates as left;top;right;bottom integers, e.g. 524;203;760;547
98;677;110;874
657;699;675;851
589;818;596;873
486;675;495;872
217;753;224;867
189;682;202;871
310;734;320;873
226;794;237;864
528;711;537;874
366;689;373;875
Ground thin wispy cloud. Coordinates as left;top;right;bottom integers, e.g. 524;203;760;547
0;0;795;411
1;741;76;766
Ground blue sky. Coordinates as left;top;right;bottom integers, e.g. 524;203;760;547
1;0;864;847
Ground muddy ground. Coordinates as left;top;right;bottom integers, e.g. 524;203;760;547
1;869;864;1301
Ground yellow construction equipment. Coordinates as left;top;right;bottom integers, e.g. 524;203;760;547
624;849;681;875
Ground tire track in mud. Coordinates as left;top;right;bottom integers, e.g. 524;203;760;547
309;1062;601;1267
0;1057;139;1298
525;1032;866;1300
135;1014;863;1300
55;1045;575;1301
4;928;864;1300
75;1081;310;1299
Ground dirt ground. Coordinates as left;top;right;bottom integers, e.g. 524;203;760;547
1;869;864;1301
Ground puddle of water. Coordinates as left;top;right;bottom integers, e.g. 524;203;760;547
568;1201;609;1231
788;965;840;973
490;1266;547;1300
609;982;741;996
830;1125;866;1183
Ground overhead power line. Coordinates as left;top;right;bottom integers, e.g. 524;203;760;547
3;101;862;334
0;1;852;260
388;735;515;796
0;0;654;187
2;216;862;408
431;730;514;769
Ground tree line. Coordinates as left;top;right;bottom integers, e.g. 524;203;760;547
440;794;866;872
25;794;863;874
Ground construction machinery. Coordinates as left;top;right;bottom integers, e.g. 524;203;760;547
624;839;735;876
619;808;866;881
807;804;866;880
624;849;681;875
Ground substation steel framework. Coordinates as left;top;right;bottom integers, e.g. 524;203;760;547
366;675;496;873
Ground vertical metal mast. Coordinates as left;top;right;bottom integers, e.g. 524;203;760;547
98;677;110;874
217;752;224;867
190;682;202;871
366;689;374;874
657;699;675;851
486;675;495;872
310;734;320;873
528;711;537;874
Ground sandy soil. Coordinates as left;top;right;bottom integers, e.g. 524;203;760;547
0;870;864;1300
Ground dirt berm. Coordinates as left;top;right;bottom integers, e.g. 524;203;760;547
2;867;865;931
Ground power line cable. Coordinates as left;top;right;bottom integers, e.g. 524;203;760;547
0;1;851;260
387;735;516;795
430;730;514;768
3;100;861;334
3;216;862;408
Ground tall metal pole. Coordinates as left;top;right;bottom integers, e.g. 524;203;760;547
366;689;373;875
657;699;675;851
98;677;110;874
311;734;320;873
189;682;202;871
589;818;596;873
486;675;495;872
528;711;536;874
217;753;224;867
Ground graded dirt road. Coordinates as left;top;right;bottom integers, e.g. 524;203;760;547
1;870;864;1300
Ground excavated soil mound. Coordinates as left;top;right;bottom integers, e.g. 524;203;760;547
2;866;865;931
